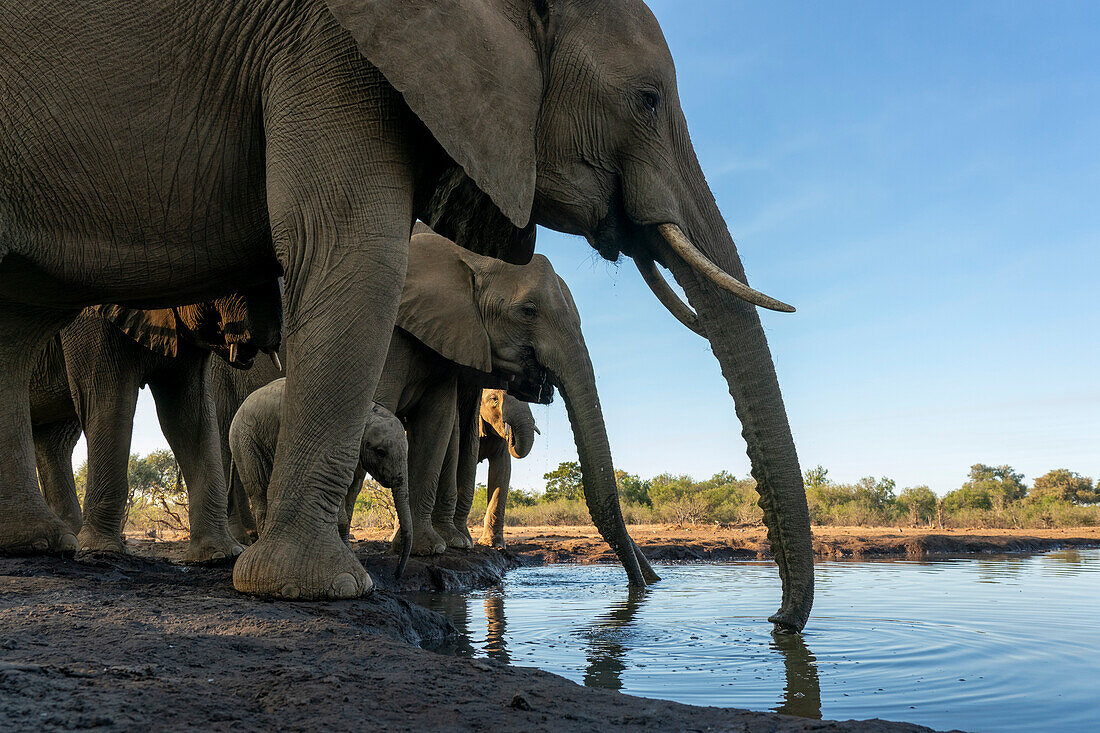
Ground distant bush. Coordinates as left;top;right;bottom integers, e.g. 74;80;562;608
68;453;1100;538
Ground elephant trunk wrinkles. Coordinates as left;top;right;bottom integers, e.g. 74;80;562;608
391;477;412;579
658;155;814;632
546;346;655;587
503;398;536;459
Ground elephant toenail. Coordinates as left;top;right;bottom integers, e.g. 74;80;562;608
330;573;359;597
211;551;226;560
280;584;301;600
59;534;79;553
33;538;49;551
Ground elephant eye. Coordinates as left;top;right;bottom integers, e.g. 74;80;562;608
520;302;538;319
641;90;660;116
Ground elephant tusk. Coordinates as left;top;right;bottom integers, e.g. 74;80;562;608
657;223;795;313
634;256;706;337
268;351;283;371
228;343;239;364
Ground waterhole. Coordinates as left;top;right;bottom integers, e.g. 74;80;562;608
414;549;1100;732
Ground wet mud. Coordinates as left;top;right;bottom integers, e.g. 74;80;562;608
0;536;963;732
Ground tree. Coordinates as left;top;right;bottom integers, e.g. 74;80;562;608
127;450;186;531
896;486;937;526
1031;469;1098;504
961;464;1026;512
128;450;184;499
853;476;896;512
804;465;829;492
941;485;992;512
543;461;583;501
615;470;651;506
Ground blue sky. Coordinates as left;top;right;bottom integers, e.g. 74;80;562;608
104;1;1100;495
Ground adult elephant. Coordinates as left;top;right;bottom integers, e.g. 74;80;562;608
469;389;539;550
29;292;282;562
394;231;658;579
1;0;812;629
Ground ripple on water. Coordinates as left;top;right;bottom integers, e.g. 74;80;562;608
421;551;1100;733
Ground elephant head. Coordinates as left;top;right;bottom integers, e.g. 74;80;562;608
480;389;539;460
359;403;412;579
399;230;659;589
94;280;284;370
329;0;813;631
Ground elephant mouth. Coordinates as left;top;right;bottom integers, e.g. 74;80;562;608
508;369;554;405
495;347;554;405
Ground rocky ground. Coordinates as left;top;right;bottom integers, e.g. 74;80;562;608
4;525;1074;731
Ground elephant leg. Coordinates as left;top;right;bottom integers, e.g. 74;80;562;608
0;304;79;556
341;466;367;545
149;354;243;564
478;441;511;549
449;385;481;548
34;418;83;534
431;405;470;549
71;369;141;555
404;381;457;556
231;71;416;599
219;380;257;545
228;432;273;541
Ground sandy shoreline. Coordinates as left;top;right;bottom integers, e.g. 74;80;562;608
5;526;1084;731
356;523;1100;567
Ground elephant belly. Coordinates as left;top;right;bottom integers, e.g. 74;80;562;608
0;0;278;308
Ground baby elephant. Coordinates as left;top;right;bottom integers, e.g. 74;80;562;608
229;379;412;578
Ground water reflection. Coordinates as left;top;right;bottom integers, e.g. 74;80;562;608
771;631;821;719
484;590;509;664
418;551;1100;733
581;587;650;690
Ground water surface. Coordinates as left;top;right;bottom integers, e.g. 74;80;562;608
415;549;1100;732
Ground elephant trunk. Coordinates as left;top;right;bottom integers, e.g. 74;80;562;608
391;477;413;579
545;344;660;587
502;396;536;459
653;151;814;632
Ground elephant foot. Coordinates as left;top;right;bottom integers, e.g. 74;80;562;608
434;521;473;550
403;522;446;556
0;511;79;557
227;518;257;547
185;532;245;565
476;531;506;550
233;525;372;600
76;524;127;556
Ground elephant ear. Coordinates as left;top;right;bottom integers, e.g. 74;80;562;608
325;0;543;228
397;231;493;374
90;304;180;358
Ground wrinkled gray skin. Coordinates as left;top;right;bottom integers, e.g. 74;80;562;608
467;390;538;549
28;293;281;563
390;231;655;578
209;355;287;545
0;0;811;629
229;380;412;580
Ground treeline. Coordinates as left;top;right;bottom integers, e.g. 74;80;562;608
464;461;1100;530
79;454;1100;534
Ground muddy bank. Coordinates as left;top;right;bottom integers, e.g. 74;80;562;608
0;541;942;732
393;524;1100;564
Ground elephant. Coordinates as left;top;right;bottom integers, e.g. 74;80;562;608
465;389;539;549
27;292;282;562
229;380;413;579
209;354;286;545
1;0;812;629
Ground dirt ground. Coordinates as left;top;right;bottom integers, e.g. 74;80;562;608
4;526;1070;732
352;523;1100;563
